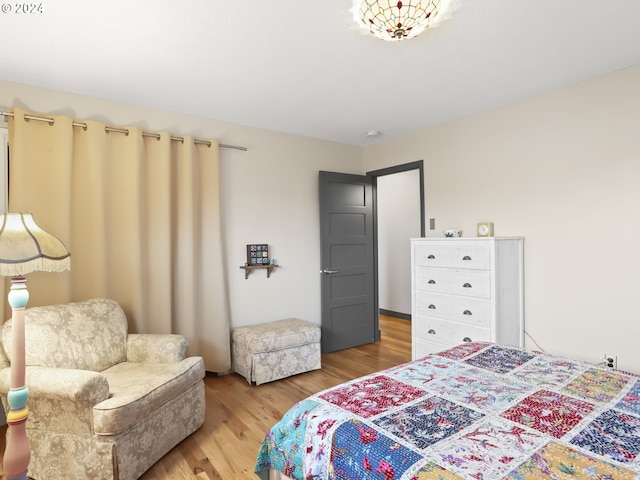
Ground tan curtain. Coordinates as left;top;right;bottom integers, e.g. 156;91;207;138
6;108;230;372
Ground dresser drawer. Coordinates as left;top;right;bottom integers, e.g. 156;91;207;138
413;336;450;359
414;315;491;346
415;292;491;326
414;241;490;270
415;267;491;298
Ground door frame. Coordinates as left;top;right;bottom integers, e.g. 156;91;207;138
368;160;425;329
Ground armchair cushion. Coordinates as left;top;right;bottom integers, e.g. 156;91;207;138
94;356;204;435
2;298;127;372
126;333;189;363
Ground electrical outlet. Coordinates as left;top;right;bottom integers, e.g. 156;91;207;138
604;354;617;369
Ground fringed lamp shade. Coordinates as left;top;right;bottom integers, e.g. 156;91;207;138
0;213;70;276
0;212;70;480
356;0;442;41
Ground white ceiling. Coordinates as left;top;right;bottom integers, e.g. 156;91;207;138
2;0;640;146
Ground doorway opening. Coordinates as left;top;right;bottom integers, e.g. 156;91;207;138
369;160;425;322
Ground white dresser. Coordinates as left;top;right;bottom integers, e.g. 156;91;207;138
411;237;524;360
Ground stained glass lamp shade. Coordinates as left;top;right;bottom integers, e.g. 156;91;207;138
356;0;443;41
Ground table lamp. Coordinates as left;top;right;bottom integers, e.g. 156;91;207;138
0;213;70;480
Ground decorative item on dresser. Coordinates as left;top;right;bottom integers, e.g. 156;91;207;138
477;221;494;237
410;237;524;360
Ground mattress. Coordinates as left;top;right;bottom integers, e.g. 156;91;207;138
255;342;640;479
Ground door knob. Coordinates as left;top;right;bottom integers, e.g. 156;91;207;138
321;269;339;274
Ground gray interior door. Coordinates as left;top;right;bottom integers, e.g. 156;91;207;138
319;171;377;353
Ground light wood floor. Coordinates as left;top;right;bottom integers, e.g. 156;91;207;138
1;315;411;480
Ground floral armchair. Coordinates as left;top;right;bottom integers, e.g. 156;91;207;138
0;298;205;480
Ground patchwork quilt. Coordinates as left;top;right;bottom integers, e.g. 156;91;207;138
255;342;640;479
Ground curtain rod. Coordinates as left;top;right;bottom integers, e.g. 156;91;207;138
0;110;247;151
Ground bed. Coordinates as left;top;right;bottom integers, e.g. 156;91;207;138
255;342;640;479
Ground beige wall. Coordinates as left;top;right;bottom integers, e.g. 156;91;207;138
0;81;364;332
363;65;640;372
3;64;640;372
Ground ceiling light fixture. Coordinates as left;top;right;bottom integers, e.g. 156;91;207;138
355;0;443;41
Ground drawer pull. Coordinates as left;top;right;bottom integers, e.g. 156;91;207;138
427;254;436;259
463;337;472;343
463;310;472;315
462;283;472;288
462;255;472;261
428;304;436;309
428;329;436;335
428;279;436;284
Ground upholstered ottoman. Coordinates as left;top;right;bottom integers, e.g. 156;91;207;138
232;318;321;385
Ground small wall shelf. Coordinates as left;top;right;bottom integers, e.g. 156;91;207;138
240;264;279;279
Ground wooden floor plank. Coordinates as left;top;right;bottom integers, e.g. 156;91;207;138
0;315;410;480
